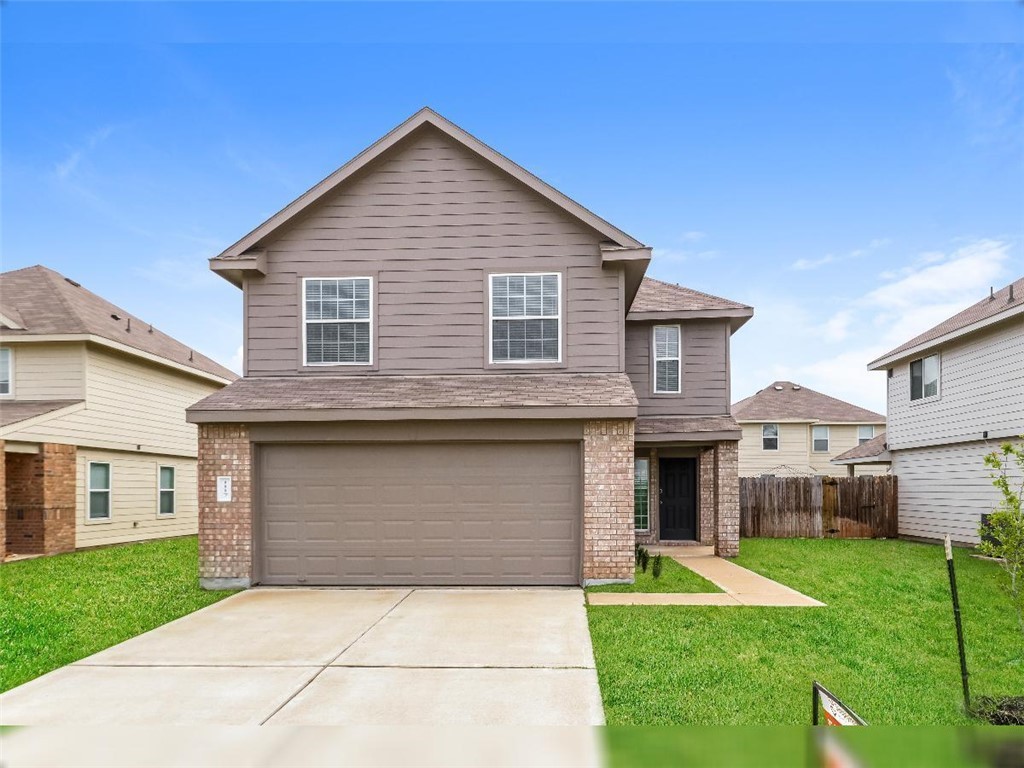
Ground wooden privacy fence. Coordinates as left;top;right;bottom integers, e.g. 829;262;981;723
739;475;898;539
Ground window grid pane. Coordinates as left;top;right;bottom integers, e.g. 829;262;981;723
490;274;560;362
305;279;372;365
160;467;175;490
655;359;679;392
634;459;649;530
160;490;175;516
89;491;110;519
90;463;110;491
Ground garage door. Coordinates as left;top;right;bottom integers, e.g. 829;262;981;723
256;442;581;586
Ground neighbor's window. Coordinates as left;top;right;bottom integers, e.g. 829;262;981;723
88;462;111;521
812;425;830;453
490;273;560;362
653;325;681;394
158;466;176;516
762;423;779;451
0;348;10;395
858;425;875;445
634;458;650;531
910;354;939;401
304;277;372;365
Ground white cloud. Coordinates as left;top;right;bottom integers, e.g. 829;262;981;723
791;237;891;271
653;247;718;264
680;230;706;242
54;125;115;180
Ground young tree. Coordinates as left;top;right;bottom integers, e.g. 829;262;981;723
980;439;1024;634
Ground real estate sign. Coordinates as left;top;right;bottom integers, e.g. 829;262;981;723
812;681;866;726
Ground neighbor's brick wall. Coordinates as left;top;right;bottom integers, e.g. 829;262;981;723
699;447;716;545
198;424;252;582
583;419;635;581
715;440;740;557
5;444;76;556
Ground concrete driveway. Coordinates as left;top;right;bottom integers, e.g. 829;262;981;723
0;588;604;727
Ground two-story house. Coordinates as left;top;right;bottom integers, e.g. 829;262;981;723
733;382;886;477
867;278;1024;544
187;108;752;589
0;265;236;558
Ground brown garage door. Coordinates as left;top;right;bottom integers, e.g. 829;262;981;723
256;442;581;586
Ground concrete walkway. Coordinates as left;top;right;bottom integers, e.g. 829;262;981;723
587;546;824;607
0;588;605;728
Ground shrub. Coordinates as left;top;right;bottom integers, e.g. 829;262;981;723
980;438;1024;635
639;547;651;573
652;554;663;579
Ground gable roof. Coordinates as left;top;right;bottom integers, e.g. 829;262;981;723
0;265;237;383
627;277;753;330
732;381;885;423
869;276;1024;369
212;107;645;268
0;399;84;428
831;432;890;464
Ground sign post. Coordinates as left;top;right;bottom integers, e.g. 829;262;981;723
945;534;971;713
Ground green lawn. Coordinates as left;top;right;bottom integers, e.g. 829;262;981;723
588;538;1024;725
588;556;722;594
0;536;236;692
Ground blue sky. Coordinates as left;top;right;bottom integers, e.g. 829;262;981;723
3;1;1022;413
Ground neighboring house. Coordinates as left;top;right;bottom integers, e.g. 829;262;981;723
867;278;1024;545
187;108;753;589
830;432;891;477
0;266;236;558
733;382;886;477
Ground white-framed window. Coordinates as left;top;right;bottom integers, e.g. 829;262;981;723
158;466;176;517
0;347;12;396
812;425;830;453
634;458;650;531
303;277;373;366
858;425;875;445
87;461;112;521
653;325;681;394
762;423;779;451
910;354;939;401
489;273;561;363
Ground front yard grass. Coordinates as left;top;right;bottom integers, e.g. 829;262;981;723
0;536;236;692
588;538;1024;725
588;556;722;594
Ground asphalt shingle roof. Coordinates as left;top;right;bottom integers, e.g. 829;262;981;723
0;265;236;381
636;415;741;435
871;276;1023;365
189;372;638;413
0;399;83;428
732;381;884;423
831;432;889;463
630;277;751;314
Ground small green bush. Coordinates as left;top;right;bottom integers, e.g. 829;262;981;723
639;547;651;572
652;554;664;579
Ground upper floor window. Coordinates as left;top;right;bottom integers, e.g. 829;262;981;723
812;425;830;453
910;354;939;401
303;278;372;366
762;423;779;450
858;425;874;445
653;325;681;394
0;348;11;395
490;273;560;363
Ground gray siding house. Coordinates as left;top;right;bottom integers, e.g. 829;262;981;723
188;108;752;589
868;278;1024;544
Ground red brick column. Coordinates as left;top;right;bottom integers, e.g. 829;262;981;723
198;424;252;589
582;419;635;584
698;447;716;545
714;440;740;557
40;443;76;555
0;440;6;559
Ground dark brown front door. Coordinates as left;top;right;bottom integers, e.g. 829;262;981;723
659;458;697;540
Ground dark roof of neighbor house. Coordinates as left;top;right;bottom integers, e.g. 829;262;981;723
188;372;638;421
0;265;237;382
831;432;890;464
0;399;83;428
630;277;751;315
869;276;1024;368
732;381;885;423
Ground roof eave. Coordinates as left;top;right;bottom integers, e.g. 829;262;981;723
187;404;638;424
830;451;891;465
210;252;267;289
867;300;1024;371
627;307;754;332
601;246;652;308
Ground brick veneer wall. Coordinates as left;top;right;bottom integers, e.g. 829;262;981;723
4;444;76;556
582;419;635;583
699;447;716;545
197;424;253;589
714;440;740;557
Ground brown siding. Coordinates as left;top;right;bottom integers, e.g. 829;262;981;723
625;320;730;416
245;127;622;376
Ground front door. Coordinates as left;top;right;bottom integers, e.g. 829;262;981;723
659;458;697;540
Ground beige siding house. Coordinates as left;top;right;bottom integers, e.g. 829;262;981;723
733;382;886;477
868;278;1024;544
187;108;753;589
0;266;236;557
